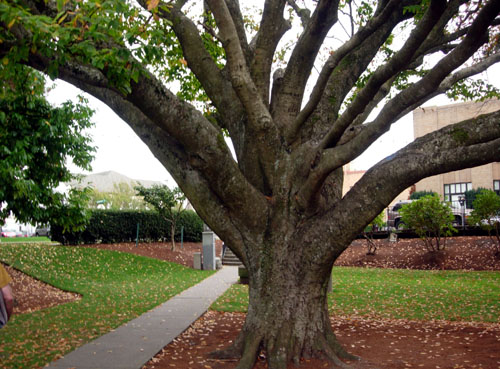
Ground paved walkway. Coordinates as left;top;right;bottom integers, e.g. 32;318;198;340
47;266;239;369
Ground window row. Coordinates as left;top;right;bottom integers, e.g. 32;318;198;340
444;181;500;207
443;182;472;207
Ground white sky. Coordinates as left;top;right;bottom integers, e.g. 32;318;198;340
47;80;175;185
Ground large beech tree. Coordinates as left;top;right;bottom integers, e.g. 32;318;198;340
2;0;500;368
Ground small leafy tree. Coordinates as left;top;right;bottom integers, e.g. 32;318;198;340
363;212;384;255
469;189;500;256
135;185;186;251
399;195;457;252
0;65;95;231
410;190;438;200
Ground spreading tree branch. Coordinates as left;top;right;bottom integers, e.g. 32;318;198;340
319;0;448;150
287;0;411;142
136;0;244;134
304;109;500;263
224;0;252;62
296;0;500;211
206;0;283;194
206;0;273;131
250;0;290;103
272;0;339;131
286;0;311;27
337;0;500;163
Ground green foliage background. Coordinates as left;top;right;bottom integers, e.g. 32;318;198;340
399;195;456;251
51;209;203;245
0;65;95;230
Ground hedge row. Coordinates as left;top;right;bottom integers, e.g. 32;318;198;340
51;209;203;245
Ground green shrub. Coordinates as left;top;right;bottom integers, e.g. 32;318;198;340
51;209;203;245
469;189;500;255
465;187;489;209
399;195;456;252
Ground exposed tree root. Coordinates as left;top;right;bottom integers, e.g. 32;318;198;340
319;334;354;369
208;344;241;360
209;330;262;369
234;331;262;369
210;325;365;369
325;327;360;361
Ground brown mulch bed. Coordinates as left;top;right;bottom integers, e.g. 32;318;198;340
2;263;81;315
5;236;500;369
336;236;500;270
145;311;500;369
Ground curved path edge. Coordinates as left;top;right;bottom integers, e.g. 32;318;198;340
46;266;239;369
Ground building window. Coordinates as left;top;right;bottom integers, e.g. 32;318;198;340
494;180;500;196
444;182;472;208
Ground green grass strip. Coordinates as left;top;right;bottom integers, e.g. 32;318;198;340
0;236;51;243
211;267;500;323
0;244;213;369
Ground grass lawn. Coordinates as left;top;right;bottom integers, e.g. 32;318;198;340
0;243;213;369
211;267;500;323
0;236;51;243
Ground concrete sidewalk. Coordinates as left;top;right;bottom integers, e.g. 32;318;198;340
47;266;239;369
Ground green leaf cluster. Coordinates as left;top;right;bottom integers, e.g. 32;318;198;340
446;78;500;102
409;190;438;200
135;185;185;223
464;187;489;209
135;185;187;249
0;65;94;230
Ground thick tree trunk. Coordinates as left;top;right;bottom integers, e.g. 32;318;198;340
212;238;357;369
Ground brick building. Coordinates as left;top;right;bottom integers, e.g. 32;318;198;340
413;99;500;207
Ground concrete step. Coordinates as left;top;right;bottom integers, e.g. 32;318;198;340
222;248;243;266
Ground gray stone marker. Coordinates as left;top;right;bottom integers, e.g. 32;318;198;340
202;224;216;270
193;252;202;270
389;232;398;242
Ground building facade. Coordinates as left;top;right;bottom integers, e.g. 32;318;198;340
413;99;500;207
343;164;410;207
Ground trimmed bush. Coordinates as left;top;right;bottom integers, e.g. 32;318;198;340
410;190;438;200
51;209;203;245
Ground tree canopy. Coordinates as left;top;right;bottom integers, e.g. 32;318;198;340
469;189;500;254
0;64;94;229
2;1;500;368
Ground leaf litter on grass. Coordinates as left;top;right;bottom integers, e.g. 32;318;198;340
0;243;213;369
